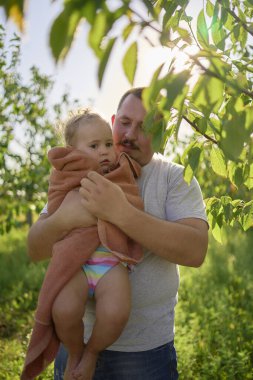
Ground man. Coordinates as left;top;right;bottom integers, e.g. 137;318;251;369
27;88;208;380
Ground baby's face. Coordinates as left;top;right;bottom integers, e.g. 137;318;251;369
75;120;117;173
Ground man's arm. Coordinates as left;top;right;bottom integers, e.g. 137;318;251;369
27;213;67;261
28;190;97;262
80;172;208;267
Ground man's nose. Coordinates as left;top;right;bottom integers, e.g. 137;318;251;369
125;125;138;140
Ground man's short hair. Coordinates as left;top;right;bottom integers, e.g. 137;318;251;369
117;87;146;111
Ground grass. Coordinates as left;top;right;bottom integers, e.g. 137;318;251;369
176;228;253;379
0;227;253;379
0;228;53;380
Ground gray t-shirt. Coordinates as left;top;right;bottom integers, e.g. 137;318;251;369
83;153;207;351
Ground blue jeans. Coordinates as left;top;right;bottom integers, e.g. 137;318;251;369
54;341;178;380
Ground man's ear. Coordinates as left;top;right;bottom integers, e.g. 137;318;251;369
111;114;115;126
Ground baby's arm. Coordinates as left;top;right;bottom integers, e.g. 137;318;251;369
27;190;97;262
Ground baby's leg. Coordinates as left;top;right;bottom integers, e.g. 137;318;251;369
52;270;88;380
73;263;131;380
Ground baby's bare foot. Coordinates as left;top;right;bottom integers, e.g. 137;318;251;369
64;355;82;380
72;349;98;380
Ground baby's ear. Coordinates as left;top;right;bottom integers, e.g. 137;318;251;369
111;114;115;126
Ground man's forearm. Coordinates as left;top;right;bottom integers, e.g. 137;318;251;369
27;214;67;262
27;189;99;261
114;203;208;267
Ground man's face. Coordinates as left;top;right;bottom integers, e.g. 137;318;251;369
112;94;153;166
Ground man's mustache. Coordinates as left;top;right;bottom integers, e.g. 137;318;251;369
117;139;139;150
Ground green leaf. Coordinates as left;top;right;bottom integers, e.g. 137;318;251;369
238;7;247;23
209;55;231;78
210;146;227;177
173;84;189;141
221;121;244;161
191;75;224;116
142;0;160;19
79;0;97;24
98;37;116;87
211;21;226;50
182;144;203;184
206;198;225;243
231;24;240;45
143;107;168;153
197;10;209;48
151;125;165;153
245;107;253;134
221;196;233;223
122;42;138;85
122;23;136;42
245;163;253;190
175;27;192;43
228;162;247;188
144;109;162;134
212;218;224;243
220;108;252;161
224;12;234;31
240;201;253;231
0;0;25;31
162;3;178;28
239;26;248;50
50;6;82;62
142;63;166;111
159;71;189;111
206;0;214;17
88;11;107;58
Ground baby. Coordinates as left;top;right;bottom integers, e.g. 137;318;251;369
52;110;133;380
21;109;143;380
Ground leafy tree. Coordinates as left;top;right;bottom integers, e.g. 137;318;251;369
0;25;75;233
1;0;253;240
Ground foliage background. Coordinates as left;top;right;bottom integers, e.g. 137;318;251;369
0;229;252;379
0;0;253;378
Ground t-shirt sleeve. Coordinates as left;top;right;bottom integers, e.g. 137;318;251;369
165;165;207;223
40;203;48;214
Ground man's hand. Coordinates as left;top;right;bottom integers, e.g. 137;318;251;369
79;171;129;224
52;189;97;232
27;188;98;262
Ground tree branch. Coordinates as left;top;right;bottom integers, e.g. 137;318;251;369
128;6;162;34
183;115;218;144
217;0;253;37
192;56;253;100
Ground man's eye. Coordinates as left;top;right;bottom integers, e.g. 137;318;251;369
121;120;130;126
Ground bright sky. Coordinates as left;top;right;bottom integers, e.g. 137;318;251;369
0;0;201;121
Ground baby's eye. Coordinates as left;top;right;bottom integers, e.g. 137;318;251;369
106;142;113;147
90;144;98;149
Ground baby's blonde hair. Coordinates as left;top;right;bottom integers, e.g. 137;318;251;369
60;108;110;146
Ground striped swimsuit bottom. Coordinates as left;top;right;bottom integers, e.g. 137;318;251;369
82;246;121;297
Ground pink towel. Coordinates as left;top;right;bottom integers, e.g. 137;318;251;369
21;148;143;380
